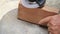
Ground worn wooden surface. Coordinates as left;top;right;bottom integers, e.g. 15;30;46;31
18;4;59;25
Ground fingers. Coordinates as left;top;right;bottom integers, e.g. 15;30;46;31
48;14;60;34
38;16;52;26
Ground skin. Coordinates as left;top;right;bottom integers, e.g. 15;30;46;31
39;14;60;34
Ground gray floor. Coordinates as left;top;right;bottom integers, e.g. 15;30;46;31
0;9;48;34
46;0;60;9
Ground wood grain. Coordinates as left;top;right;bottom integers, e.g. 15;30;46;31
18;4;59;25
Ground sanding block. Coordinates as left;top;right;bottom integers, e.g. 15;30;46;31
18;0;59;25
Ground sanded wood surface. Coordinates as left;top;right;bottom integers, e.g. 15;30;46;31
18;4;59;25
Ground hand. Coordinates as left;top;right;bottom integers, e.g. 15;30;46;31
39;14;60;34
38;16;52;26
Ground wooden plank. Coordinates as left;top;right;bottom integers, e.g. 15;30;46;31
18;4;59;25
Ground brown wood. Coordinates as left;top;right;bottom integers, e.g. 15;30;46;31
18;4;59;25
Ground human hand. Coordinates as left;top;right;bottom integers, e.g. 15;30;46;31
39;14;60;34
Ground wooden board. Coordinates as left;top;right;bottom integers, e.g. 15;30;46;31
18;4;59;25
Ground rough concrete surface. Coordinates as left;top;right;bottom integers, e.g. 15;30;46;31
0;9;48;34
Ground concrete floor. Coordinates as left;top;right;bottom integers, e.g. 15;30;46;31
0;9;48;34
